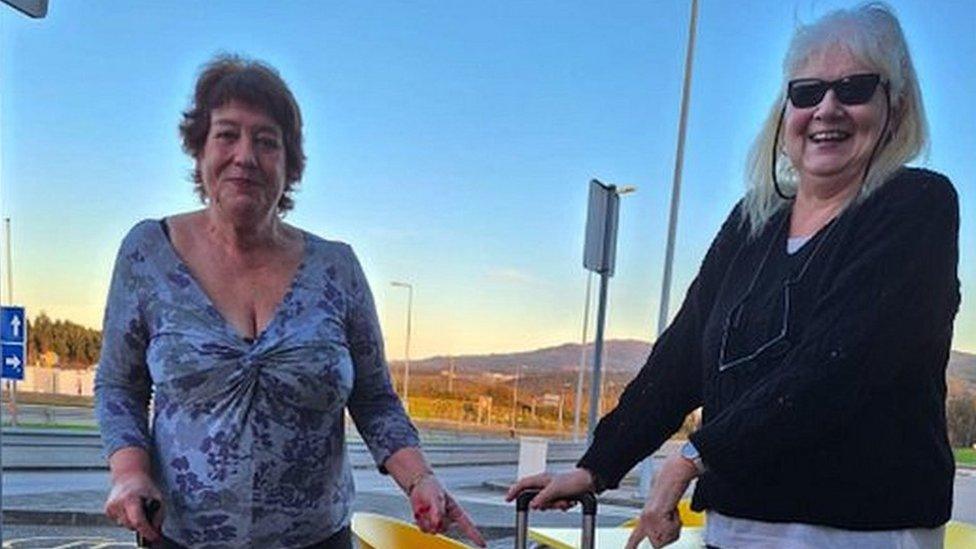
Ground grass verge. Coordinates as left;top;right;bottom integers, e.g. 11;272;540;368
955;447;976;467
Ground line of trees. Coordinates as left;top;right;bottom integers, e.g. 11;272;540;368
947;395;976;447
26;312;101;369
948;379;976;448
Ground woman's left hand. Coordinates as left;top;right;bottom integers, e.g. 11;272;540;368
624;454;699;549
410;475;487;547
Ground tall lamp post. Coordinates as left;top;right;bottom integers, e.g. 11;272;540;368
4;218;16;427
572;272;593;442
511;363;522;431
390;281;413;411
637;0;700;499
0;7;48;542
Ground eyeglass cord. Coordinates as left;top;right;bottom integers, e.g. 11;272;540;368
717;208;842;372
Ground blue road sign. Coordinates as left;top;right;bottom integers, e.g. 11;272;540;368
2;343;24;380
1;306;25;343
2;306;26;380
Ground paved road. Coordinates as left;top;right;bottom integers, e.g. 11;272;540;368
0;430;640;546
0;464;639;548
1;525;134;548
0;525;514;549
2;428;974;547
4;467;975;547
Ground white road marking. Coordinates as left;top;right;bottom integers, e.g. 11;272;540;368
2;538;131;549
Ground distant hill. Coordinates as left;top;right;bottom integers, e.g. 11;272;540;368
949;350;976;385
403;339;652;375
399;341;976;385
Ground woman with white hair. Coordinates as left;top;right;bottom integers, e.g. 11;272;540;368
508;3;959;548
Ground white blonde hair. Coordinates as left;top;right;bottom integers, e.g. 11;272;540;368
741;2;928;235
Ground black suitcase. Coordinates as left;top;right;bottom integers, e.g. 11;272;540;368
514;489;597;549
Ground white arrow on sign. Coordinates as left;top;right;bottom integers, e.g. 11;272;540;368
5;355;21;370
10;315;21;338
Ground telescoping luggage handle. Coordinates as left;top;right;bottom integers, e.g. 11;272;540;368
136;498;161;548
514;489;598;549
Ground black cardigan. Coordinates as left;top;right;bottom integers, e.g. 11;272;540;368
578;168;960;529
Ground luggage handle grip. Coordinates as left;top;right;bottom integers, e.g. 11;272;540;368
514;489;597;516
136;498;161;547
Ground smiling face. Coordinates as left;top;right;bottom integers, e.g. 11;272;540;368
783;45;888;195
198;100;287;224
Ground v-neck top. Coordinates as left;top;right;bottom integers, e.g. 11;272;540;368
95;219;419;548
158;218;306;344
715;213;833;374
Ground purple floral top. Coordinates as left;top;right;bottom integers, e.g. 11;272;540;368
95;220;419;548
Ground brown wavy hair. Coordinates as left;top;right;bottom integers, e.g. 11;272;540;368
180;54;305;214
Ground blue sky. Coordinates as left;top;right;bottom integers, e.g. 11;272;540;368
1;1;973;358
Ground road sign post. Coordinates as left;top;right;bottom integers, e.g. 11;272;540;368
1;306;26;424
1;307;26;381
582;180;636;444
0;306;26;344
0;305;26;544
2;344;24;380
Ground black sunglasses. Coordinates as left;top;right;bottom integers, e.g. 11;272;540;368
787;73;884;109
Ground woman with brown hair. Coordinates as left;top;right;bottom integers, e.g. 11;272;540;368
96;54;485;549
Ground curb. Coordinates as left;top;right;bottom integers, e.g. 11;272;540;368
1;458;579;473
3;508;111;527
2;465;110;472
2;428;99;437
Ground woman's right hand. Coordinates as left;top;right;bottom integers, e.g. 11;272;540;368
104;471;165;543
505;468;596;511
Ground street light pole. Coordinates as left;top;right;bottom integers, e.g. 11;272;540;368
4;218;11;304
4;218;16;427
0;8;49;541
448;355;455;394
390;281;413;411
637;0;700;499
573;271;593;442
511;363;522;431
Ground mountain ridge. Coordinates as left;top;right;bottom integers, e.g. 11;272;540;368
395;340;976;384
